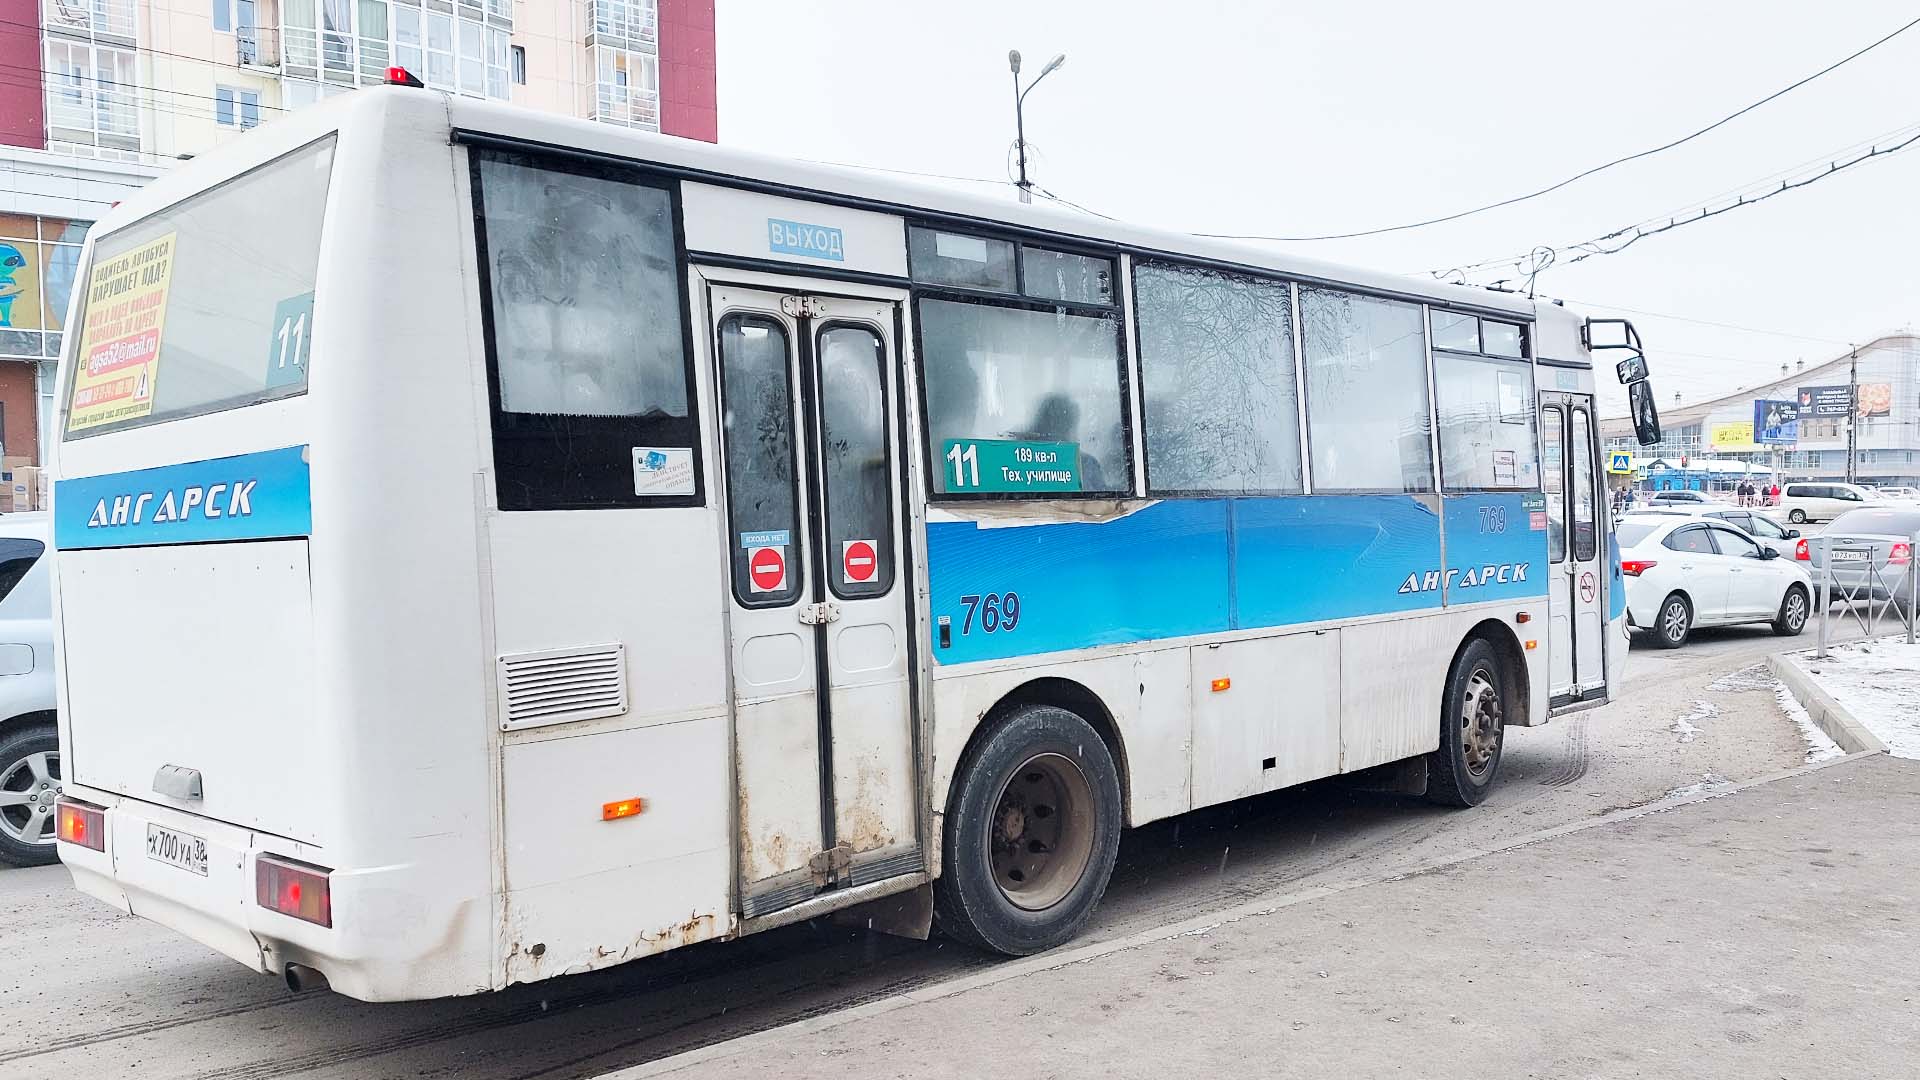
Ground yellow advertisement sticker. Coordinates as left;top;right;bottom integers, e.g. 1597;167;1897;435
69;232;176;432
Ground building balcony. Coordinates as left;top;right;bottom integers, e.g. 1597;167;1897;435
237;25;280;68
586;0;657;51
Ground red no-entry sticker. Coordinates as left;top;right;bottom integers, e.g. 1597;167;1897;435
748;546;786;594
843;539;877;585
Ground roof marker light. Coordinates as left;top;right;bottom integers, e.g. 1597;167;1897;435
386;66;425;88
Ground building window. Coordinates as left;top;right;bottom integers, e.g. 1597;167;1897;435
509;43;526;84
281;0;507;100
43;38;140;153
0;215;90;363
215;86;262;128
591;45;659;130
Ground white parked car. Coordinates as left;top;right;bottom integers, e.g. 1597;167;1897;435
1777;481;1881;524
1617;513;1812;648
0;512;56;867
1870;485;1920;505
1624;506;1804;560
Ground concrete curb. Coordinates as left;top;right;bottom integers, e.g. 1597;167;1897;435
1769;651;1891;755
597;749;1880;1080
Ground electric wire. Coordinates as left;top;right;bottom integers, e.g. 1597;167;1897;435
1195;13;1920;242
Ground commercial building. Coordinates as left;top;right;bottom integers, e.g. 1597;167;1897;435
1600;333;1920;490
0;0;716;469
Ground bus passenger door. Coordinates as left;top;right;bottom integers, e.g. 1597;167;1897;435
1540;391;1607;705
1540;400;1574;700
708;283;919;920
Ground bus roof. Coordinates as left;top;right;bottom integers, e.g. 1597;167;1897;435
103;87;1544;323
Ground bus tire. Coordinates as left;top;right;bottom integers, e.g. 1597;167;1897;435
933;704;1122;956
1425;638;1506;809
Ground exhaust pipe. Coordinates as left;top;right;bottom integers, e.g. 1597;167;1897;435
284;963;330;994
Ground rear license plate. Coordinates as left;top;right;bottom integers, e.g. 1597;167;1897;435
1830;549;1870;563
146;823;209;877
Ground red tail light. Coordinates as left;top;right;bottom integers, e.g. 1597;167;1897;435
1795;539;1810;561
1620;559;1657;576
55;798;105;851
257;855;333;927
1893;542;1912;566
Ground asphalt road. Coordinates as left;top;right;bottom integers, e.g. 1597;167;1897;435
0;622;1870;1080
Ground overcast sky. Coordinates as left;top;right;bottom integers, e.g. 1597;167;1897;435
714;1;1920;418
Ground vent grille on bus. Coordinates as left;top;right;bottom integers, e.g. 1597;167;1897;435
496;644;628;731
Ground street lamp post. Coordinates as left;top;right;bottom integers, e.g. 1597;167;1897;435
1009;49;1066;204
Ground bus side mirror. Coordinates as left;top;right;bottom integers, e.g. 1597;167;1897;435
1627;380;1663;446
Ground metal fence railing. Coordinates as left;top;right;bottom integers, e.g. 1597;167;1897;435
1815;535;1918;657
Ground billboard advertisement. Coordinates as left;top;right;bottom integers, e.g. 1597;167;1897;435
1798;383;1893;418
1708;422;1760;452
1753;399;1798;445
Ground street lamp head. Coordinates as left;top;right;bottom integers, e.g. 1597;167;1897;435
1041;53;1066;76
1008;49;1022;74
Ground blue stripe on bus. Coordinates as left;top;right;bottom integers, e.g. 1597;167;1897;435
927;493;1548;665
54;445;312;550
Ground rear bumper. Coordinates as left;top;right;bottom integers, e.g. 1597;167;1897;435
58;787;493;1001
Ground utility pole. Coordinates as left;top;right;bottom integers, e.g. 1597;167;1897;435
1847;345;1859;484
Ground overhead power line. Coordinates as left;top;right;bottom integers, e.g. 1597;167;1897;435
1196;13;1920;243
1439;126;1920;284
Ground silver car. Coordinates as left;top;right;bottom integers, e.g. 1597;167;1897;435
1796;506;1920;614
0;513;56;867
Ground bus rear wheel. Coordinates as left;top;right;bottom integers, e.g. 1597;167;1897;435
1426;638;1507;808
934;704;1121;956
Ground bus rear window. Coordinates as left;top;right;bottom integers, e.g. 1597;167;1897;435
65;137;336;438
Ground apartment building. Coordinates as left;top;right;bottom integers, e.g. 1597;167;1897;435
0;0;715;466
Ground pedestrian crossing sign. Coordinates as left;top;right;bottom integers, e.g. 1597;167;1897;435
1607;452;1634;474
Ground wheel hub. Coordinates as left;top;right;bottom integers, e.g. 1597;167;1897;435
0;749;61;846
1460;670;1503;776
988;753;1096;912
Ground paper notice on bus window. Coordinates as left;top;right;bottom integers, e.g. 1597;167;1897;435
632;447;694;496
1493;449;1517;487
68;232;177;432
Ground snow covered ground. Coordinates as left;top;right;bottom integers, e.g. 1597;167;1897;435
1797;637;1920;759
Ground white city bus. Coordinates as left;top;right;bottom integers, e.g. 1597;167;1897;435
50;86;1645;1001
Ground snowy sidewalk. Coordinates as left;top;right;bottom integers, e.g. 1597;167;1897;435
613;754;1920;1080
1778;636;1920;758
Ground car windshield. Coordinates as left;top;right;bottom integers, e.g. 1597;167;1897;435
1828;509;1920;537
1617;521;1662;547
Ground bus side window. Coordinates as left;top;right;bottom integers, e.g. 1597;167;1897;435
916;296;1129;497
1298;288;1433;493
472;149;700;510
1432;316;1538;492
1134;260;1302;495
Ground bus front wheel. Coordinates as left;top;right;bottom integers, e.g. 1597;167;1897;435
933;704;1122;956
1426;638;1507;808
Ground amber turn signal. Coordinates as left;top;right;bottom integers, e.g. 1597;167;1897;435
602;798;646;821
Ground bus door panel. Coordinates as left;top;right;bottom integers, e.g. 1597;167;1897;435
710;283;920;920
711;287;827;915
1540;399;1575;699
1567;400;1606;692
807;300;920;881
